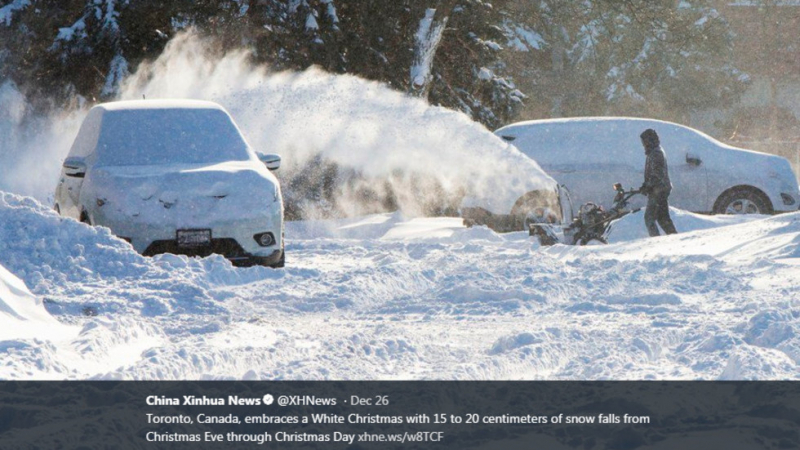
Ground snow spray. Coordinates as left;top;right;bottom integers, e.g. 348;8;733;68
118;32;552;219
1;31;553;219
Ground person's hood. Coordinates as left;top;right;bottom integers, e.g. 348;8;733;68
641;129;660;154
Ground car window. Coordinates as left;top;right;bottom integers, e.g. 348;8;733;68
95;108;251;166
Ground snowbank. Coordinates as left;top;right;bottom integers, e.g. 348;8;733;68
0;263;72;341
2;189;799;380
606;207;760;243
288;206;761;245
0;191;148;289
0;192;239;319
288;212;505;243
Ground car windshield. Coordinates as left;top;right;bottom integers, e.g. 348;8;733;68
95;108;251;166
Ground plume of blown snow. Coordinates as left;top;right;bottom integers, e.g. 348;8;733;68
1;31;552;218
118;32;553;218
0;81;86;201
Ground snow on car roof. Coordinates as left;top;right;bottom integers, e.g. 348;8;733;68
494;115;783;161
496;116;707;137
68;99;252;165
503;116;668;125
93;99;226;111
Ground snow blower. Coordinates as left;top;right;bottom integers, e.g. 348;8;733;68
529;183;642;246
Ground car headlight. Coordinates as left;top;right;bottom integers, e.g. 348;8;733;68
254;232;276;247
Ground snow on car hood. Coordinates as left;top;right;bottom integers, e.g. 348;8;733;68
85;161;279;223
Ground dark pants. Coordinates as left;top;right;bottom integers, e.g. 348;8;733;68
645;189;677;237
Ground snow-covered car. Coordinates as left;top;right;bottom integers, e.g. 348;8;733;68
495;117;800;215
54;100;285;267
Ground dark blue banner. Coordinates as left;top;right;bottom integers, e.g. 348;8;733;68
1;382;798;449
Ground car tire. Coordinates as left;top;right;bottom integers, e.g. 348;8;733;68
713;187;773;215
510;190;550;217
239;250;284;268
271;251;285;269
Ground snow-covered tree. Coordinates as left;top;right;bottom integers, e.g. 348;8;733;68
429;0;527;128
502;0;745;122
408;0;457;99
242;0;343;71
45;0;130;98
0;0;746;127
1;0;173;104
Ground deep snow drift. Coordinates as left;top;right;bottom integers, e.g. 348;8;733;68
1;191;799;380
0;263;75;342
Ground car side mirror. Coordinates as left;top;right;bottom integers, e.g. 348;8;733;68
686;152;702;166
63;157;87;178
258;153;281;171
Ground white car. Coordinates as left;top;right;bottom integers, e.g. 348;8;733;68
54;100;285;267
495;117;800;215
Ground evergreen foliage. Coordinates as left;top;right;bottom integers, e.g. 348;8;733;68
0;0;744;127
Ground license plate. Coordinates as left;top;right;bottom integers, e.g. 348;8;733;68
176;229;211;247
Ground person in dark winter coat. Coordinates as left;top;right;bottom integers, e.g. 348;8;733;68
639;129;677;237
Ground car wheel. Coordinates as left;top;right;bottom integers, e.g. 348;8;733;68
714;187;773;215
511;190;561;226
511;190;549;216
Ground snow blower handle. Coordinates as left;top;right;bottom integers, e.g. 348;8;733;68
613;182;640;195
612;183;641;210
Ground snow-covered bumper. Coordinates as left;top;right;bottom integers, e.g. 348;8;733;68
90;204;283;265
753;158;800;213
81;163;285;265
763;183;800;213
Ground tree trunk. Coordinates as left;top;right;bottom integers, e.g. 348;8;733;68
408;0;457;99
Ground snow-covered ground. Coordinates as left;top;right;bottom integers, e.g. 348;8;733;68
1;34;798;381
2;190;799;380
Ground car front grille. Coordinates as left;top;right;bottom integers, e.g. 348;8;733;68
143;238;248;259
